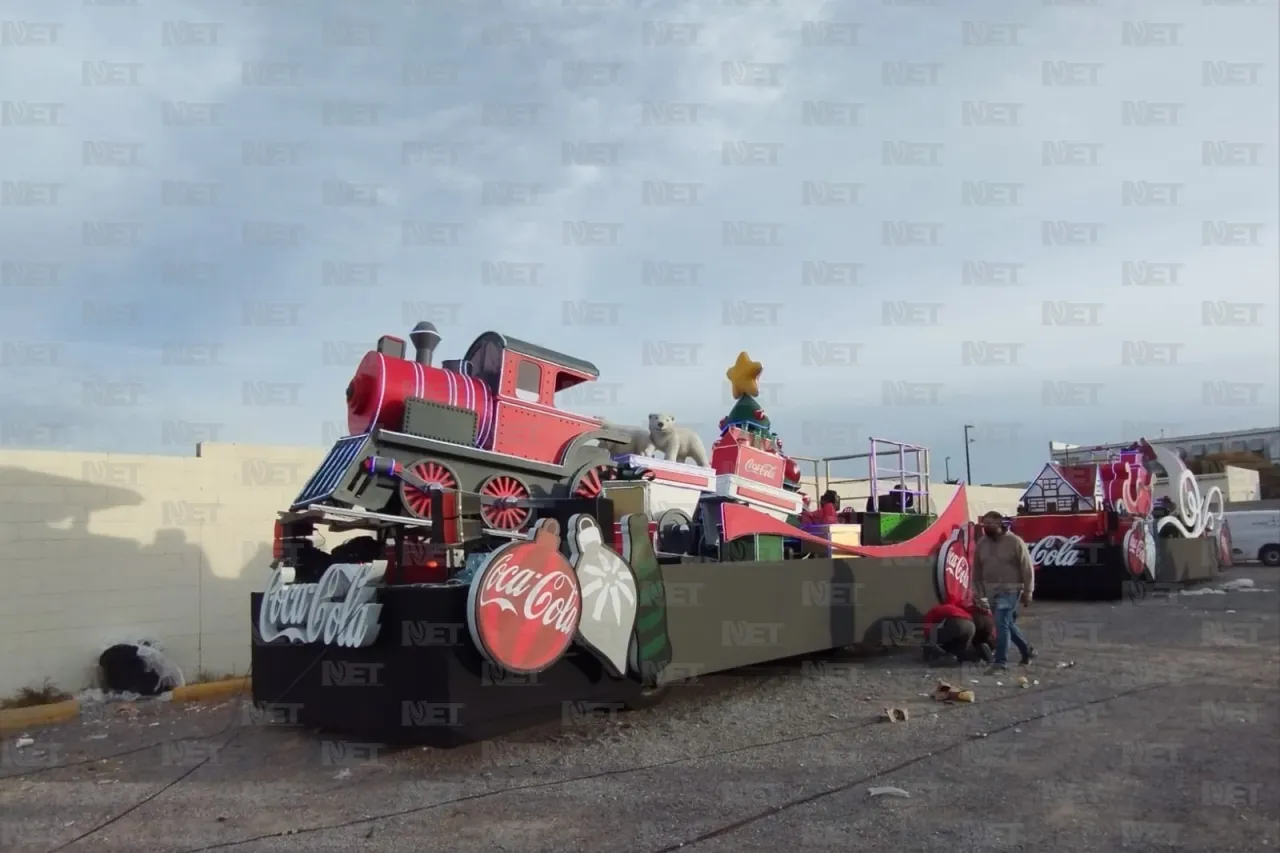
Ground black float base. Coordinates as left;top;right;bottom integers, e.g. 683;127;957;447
1035;539;1225;601
250;588;642;747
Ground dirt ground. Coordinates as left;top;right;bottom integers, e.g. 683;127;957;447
3;566;1277;853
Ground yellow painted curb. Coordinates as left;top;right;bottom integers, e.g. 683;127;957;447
170;677;250;703
0;700;81;732
0;678;249;733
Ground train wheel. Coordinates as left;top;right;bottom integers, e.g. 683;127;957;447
479;475;532;531
399;460;458;520
656;508;694;554
570;463;617;499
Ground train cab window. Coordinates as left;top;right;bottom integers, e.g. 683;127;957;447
467;340;503;391
515;361;542;403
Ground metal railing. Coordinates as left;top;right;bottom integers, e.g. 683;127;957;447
794;439;931;514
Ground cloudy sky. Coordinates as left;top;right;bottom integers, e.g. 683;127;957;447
1;0;1276;482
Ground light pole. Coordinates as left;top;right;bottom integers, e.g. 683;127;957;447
963;424;975;484
945;456;952;482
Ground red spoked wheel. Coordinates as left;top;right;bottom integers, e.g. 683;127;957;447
479;475;532;531
398;460;458;520
571;464;617;499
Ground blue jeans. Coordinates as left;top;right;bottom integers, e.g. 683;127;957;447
992;591;1031;665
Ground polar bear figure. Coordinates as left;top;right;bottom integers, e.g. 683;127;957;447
648;413;709;468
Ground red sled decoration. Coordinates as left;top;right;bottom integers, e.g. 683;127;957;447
711;431;785;489
718;485;973;562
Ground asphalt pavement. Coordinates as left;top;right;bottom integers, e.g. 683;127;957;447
2;565;1277;853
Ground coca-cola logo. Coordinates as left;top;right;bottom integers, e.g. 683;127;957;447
934;524;974;605
467;519;582;674
1123;522;1154;579
259;563;384;648
744;458;778;479
1030;535;1085;568
1217;523;1232;567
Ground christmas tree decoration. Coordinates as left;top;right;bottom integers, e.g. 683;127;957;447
720;351;773;440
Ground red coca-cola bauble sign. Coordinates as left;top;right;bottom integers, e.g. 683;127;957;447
1123;520;1156;579
934;524;975;605
466;519;582;674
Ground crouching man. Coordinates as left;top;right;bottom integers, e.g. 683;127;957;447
922;599;995;665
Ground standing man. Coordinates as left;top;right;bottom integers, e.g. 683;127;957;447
973;511;1038;670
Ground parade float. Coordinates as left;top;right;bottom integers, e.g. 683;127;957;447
1010;440;1230;599
251;324;980;745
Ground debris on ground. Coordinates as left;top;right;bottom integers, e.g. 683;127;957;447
1056;661;1076;669
1219;578;1255;591
868;786;911;799
1015;676;1029;688
1180;587;1226;597
99;642;185;697
934;682;977;703
883;707;909;723
14;735;34;749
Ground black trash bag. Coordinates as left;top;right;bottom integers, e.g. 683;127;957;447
98;643;183;696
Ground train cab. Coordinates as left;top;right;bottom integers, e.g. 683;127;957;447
447;332;603;463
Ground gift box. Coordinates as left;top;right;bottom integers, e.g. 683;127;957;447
719;425;777;453
612;520;658;553
711;438;785;489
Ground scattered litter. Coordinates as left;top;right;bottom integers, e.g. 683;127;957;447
971;732;988;738
88;734;108;740
868;786;911;799
969;679;980;684
1033;679;1040;685
99;642;184;697
334;768;352;780
1219;578;1255;591
1056;661;1076;669
1014;728;1022;734
883;707;909;723
149;722;161;727
1180;587;1225;597
996;681;1004;687
828;713;839;719
952;690;976;703
1015;676;1029;688
14;736;34;749
1227;610;1236;614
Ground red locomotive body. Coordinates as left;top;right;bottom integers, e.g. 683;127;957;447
346;330;603;465
295;323;630;532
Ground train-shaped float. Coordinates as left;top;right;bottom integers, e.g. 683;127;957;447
252;323;985;744
279;323;818;577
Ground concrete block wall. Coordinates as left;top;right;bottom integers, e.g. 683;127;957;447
1153;466;1261;506
0;443;326;698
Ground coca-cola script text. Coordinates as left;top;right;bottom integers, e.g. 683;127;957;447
1030;535;1085;568
258;563;383;648
478;553;579;636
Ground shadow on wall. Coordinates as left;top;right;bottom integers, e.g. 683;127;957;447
0;466;272;696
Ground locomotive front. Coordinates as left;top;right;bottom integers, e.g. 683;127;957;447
345;322;494;444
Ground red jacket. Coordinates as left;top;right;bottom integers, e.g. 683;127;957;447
923;602;972;628
801;503;838;525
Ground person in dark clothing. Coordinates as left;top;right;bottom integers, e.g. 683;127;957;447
922;600;995;664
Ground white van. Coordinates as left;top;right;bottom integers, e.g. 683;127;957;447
1223;510;1280;566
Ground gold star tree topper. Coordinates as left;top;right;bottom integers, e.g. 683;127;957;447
725;351;762;399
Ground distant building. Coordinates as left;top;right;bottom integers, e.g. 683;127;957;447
1050;426;1280;466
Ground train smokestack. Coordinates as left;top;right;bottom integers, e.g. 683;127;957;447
409;321;441;367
